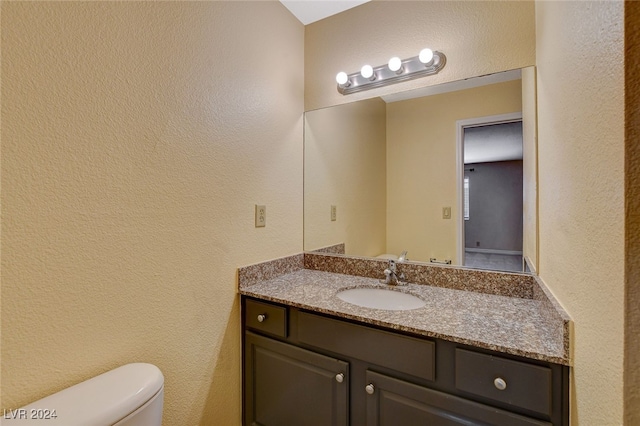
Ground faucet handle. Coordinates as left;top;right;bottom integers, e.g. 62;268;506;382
388;259;396;271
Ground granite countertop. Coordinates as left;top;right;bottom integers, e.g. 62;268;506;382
239;264;570;366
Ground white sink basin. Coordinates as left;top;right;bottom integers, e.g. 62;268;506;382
336;287;426;311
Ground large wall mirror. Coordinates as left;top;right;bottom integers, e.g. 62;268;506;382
304;67;538;274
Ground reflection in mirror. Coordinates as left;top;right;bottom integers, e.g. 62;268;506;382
304;68;538;274
458;114;524;272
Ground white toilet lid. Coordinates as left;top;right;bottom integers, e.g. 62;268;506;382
3;363;164;426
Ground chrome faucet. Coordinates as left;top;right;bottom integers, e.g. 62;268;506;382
384;260;404;285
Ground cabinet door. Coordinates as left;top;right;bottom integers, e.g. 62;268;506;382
244;332;349;426
365;371;550;426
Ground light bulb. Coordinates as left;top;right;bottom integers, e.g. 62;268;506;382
360;64;375;80
419;48;434;65
388;57;403;73
336;71;349;86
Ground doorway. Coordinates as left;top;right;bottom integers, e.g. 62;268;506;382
456;113;524;272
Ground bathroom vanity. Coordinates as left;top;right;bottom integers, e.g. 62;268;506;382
239;254;570;426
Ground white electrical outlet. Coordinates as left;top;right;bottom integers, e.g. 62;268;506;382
331;205;337;221
255;205;266;227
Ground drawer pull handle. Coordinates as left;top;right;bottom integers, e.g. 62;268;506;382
365;384;375;395
335;373;344;383
494;377;507;391
257;314;267;323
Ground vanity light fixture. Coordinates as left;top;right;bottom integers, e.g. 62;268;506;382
336;47;446;95
388;56;403;74
360;64;375;80
336;71;350;87
418;48;434;65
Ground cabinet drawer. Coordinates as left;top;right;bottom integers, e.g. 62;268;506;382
245;299;287;338
297;311;434;381
366;370;550;426
455;348;552;416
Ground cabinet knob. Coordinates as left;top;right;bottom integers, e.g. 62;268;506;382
257;314;267;323
365;384;375;395
335;373;344;383
494;377;507;391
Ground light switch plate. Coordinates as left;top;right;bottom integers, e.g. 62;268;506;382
331;205;337;221
442;207;451;219
255;205;266;227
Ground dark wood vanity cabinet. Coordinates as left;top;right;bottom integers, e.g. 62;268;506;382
245;332;349;426
242;297;569;426
364;370;550;426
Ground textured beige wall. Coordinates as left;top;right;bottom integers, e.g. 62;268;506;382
521;66;538;272
625;2;640;424
536;2;624;424
304;98;387;256
305;1;535;111
1;2;303;425
386;80;522;264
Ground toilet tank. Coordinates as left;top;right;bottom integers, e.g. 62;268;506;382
2;363;164;426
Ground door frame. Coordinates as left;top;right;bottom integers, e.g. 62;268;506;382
455;112;523;266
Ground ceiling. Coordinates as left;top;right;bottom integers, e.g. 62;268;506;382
464;121;523;164
279;0;371;25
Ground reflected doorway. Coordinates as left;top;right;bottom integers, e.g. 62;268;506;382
457;114;524;273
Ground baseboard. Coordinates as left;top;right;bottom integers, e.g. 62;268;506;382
523;256;537;274
465;248;523;256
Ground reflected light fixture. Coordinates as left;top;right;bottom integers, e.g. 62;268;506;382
336;47;446;95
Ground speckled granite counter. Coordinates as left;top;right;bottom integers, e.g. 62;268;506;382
239;253;571;366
